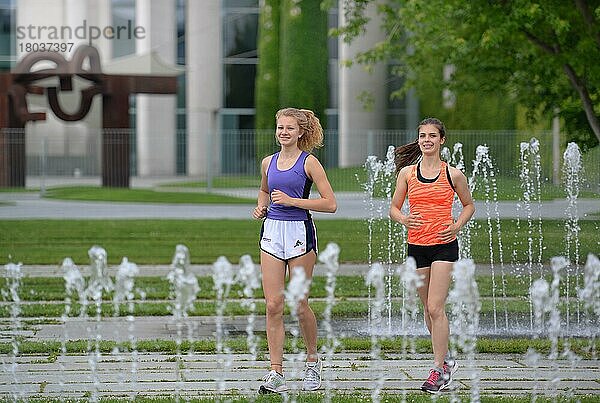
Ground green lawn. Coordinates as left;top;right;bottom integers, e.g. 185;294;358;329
11;274;580;302
2;336;599;361
1;219;596;265
41;186;255;204
0;296;581;319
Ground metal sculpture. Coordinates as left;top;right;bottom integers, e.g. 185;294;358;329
0;45;177;187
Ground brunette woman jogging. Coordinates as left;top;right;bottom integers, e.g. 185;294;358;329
252;107;337;394
389;117;475;393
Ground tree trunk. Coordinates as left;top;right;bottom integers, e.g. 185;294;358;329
563;63;600;143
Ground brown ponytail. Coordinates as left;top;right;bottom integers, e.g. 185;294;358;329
394;141;421;175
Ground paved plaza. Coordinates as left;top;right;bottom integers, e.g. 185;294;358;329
1;180;599;400
1;270;599;400
2;350;599;400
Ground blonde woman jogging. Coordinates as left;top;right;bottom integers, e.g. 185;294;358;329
252;107;337;394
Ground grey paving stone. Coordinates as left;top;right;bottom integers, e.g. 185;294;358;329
1;352;599;399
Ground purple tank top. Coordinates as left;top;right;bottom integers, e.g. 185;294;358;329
266;151;312;221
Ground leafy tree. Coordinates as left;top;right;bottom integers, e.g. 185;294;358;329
279;0;328;122
255;1;329;163
255;0;281;160
334;0;600;147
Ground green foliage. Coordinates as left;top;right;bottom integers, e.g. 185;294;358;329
255;0;281;161
337;0;600;145
418;85;517;131
563;108;600;150
254;1;330;164
279;0;328;121
255;0;280;130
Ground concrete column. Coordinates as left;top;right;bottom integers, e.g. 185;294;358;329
87;0;112;63
135;0;177;176
64;0;89;54
338;0;387;167
185;0;222;177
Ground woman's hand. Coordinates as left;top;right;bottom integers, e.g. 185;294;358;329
252;205;268;219
438;222;459;243
402;212;424;229
271;189;295;207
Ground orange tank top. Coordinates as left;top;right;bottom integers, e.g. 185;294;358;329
407;162;456;245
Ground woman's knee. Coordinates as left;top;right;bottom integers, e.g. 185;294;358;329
265;297;284;317
296;299;312;319
426;301;446;320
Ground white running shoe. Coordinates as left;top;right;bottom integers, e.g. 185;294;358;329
258;370;287;394
302;359;322;391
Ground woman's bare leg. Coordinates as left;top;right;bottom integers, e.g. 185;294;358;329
416;267;432;333
427;261;453;368
288;251;318;362
261;251;287;373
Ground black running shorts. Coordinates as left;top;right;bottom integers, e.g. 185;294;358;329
407;239;459;269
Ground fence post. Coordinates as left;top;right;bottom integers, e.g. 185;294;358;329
367;130;374;156
206;128;213;193
40;136;47;196
552;113;560;185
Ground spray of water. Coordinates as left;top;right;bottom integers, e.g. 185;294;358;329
448;259;481;402
549;256;569;399
236;255;261;360
167;244;199;402
113;257;139;400
212;256;235;396
530;278;551;337
450;143;472;259
365;262;385;403
284;266;311;402
578;254;600;359
549;256;567;359
524;348;542;402
86;246;112;403
518;139;545;332
61;258;85;399
2;263;23;403
441;146;451;162
383;145;397;333
364;155;384;327
396;256;422;356
563;142;583;328
395;256;422;402
470;145;507;331
318;243;341;403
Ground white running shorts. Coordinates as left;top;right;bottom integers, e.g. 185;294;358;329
260;218;317;261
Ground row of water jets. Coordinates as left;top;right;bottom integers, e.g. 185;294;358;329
3;244;598;402
363;139;593;335
0;242;337;402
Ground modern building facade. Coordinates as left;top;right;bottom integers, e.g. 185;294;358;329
1;0;418;180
